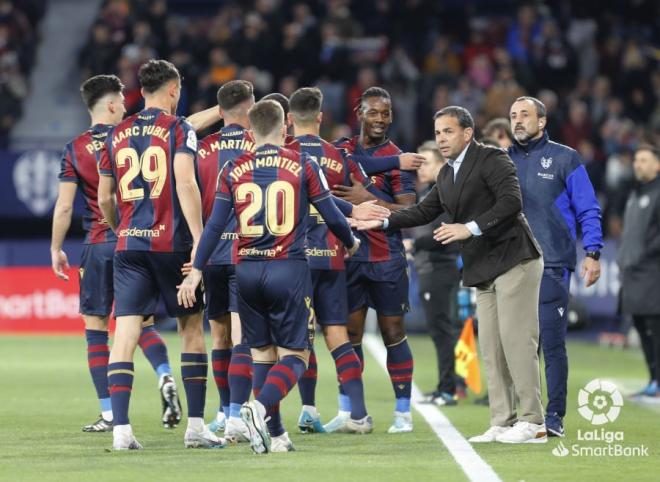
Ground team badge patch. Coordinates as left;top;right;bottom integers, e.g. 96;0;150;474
541;157;553;169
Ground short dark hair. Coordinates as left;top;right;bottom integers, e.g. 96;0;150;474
514;96;547;118
217;80;254;111
358;86;391;111
248;99;284;138
483;117;513;140
433;106;474;129
138;59;180;94
80;75;124;110
262;93;289;115
636;144;660;160
289;87;323;124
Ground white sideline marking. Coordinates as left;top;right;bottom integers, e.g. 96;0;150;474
363;334;502;482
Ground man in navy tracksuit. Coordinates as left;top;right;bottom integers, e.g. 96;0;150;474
508;96;603;438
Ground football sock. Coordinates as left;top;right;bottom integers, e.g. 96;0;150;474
138;325;171;378
181;353;208;418
228;344;252;418
386;338;414;413
353;343;365;371
332;342;367;419
108;361;134;426
211;348;232;416
252;360;284;437
298;348;317;407
85;329;110;415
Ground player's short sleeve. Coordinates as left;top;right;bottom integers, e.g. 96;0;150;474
58;144;79;183
304;154;331;203
347;157;372;188
97;140;114;176
391;169;415;197
175;119;197;157
215;161;233;202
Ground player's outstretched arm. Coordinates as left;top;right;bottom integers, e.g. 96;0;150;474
173;152;203;257
98;174;118;232
312;195;357;251
350;152;424;174
187;105;221;132
50;182;77;280
333;173;414;212
331;196;390;221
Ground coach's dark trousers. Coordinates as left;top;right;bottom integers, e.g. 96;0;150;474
539;267;571;418
417;263;460;395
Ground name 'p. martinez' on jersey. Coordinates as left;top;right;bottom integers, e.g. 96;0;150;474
59;123;117;244
216;144;330;261
334;136;415;262
289;134;371;270
98;107;197;252
198;124;255;265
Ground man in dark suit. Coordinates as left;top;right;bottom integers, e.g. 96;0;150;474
357;106;547;444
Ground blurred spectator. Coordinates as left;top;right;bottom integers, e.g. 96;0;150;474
484;66;525;118
561;100;592;149
482;117;513;149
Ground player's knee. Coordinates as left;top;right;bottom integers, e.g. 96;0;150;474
277;347;309;367
323;325;349;351
251;345;277;363
140;316;155;328
210;315;231;349
381;326;406;346
83;315;108;331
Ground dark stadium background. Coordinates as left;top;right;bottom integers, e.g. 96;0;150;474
0;0;657;337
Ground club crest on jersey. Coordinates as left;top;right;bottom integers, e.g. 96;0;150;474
541;157;553;169
186;129;197;150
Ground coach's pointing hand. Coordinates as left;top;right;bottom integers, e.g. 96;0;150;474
177;268;202;308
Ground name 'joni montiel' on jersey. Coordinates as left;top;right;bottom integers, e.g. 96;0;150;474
290;134;372;270
334;136;415;262
59;124;117;244
98;107;197;252
197;124;255;265
217;145;331;261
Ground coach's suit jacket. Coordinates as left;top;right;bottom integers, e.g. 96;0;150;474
387;139;542;287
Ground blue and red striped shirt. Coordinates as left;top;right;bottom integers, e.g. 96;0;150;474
98;107;197;252
334;136;415;262
216;144;330;261
59;124;117;244
290;134;371;270
198;124;255;265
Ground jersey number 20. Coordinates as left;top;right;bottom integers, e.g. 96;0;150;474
236;181;294;237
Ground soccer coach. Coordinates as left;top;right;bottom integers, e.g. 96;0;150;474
509;96;603;438
358;106;547;444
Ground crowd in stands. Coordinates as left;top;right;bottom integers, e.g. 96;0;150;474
0;0;44;148
79;0;659;237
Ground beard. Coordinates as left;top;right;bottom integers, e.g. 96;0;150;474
514;125;538;143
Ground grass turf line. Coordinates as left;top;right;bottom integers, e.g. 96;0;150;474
0;334;658;481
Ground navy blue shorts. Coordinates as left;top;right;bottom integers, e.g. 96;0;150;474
311;269;347;326
235;259;314;350
113;250;203;318
203;264;238;319
345;257;410;316
79;242;115;316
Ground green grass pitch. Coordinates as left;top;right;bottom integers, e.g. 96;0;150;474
0;334;658;481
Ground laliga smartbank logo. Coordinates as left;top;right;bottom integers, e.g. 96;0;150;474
551;379;648;458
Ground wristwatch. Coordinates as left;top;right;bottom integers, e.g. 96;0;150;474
585;250;601;260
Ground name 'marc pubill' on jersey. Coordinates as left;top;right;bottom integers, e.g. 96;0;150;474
98;107;197;252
